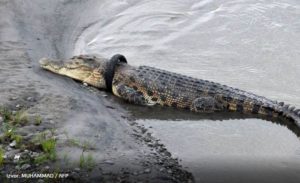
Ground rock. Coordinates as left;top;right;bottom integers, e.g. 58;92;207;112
37;179;44;183
164;151;171;157
20;150;29;156
14;154;21;162
133;171;138;176
44;166;50;170
0;116;3;123
83;83;88;86
16;104;20;108
103;160;114;165
26;97;33;101
147;142;154;147
141;128;147;134
74;168;80;172
143;137;151;143
9;140;16;147
144;168;151;173
159;168;165;172
5;149;20;159
102;171;110;175
30;152;39;158
167;169;172;174
10;96;18;100
106;105;115;109
21;164;31;170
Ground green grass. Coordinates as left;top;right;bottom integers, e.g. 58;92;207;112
31;131;57;165
86;154;95;171
79;152;85;168
34;138;57;164
12;134;22;147
0;107;29;126
34;154;49;164
82;140;95;151
63;153;70;166
41;139;56;160
66;137;95;151
68;138;82;148
79;152;95;171
34;115;42;126
0;123;16;142
0;123;23;148
0;147;4;166
13;110;28;125
0;107;12;122
0;107;57;167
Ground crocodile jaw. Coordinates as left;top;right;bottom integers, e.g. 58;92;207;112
39;57;106;89
39;58;63;73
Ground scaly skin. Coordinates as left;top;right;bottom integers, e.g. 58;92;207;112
39;54;300;126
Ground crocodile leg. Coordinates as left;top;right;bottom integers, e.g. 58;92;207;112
191;97;225;112
112;84;148;105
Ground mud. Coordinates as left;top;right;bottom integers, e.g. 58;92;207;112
0;0;193;182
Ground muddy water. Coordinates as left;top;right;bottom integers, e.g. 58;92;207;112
73;0;300;182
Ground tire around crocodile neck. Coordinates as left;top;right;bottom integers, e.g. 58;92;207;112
104;54;128;92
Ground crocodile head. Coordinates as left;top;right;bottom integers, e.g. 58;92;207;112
39;55;107;89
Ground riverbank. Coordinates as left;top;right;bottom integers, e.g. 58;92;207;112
0;1;193;182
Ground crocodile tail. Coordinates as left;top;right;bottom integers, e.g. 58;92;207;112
241;100;300;127
276;102;300;127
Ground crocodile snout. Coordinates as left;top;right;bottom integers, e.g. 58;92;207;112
39;58;50;67
39;58;63;72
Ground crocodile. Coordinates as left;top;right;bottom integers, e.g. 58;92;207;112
39;54;300;127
